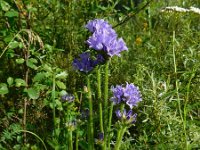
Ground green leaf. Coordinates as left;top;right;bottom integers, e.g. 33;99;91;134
0;83;8;95
55;71;68;79
56;81;66;90
26;58;38;70
33;72;46;82
26;88;39;99
44;44;53;51
4;35;13;43
55;100;63;111
15;78;26;87
8;41;19;49
60;90;67;96
6;49;15;58
7;77;13;86
29;58;38;64
16;58;24;64
0;0;10;11
4;10;18;17
42;64;52;72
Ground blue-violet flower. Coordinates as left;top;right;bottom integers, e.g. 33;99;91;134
110;83;142;109
86;19;128;57
61;94;75;102
73;52;104;73
115;109;137;124
85;19;112;33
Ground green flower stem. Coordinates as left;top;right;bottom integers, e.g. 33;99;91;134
97;68;104;134
184;72;195;149
114;126;127;150
87;76;94;150
103;60;109;150
107;103;114;150
172;31;187;149
52;74;56;137
16;130;47;150
75;130;79;150
68;130;73;150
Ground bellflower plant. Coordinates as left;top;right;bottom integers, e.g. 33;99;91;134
114;109;138;150
72;19;130;150
112;83;142;150
110;83;142;109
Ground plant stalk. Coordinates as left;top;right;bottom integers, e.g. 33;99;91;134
68;130;73;150
75;130;79;150
114;126;127;150
172;31;187;149
103;60;109;149
87;76;94;150
107;103;114;150
52;74;56;137
97;68;104;134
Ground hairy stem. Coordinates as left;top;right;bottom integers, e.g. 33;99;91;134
107;103;114;150
75;130;79;150
68;130;73;150
97;68;104;134
52;74;56;137
114;126;127;150
87;76;94;150
103;60;109;149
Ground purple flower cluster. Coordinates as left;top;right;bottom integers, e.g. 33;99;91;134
115;109;137;124
85;19;128;57
110;83;142;109
73;52;104;73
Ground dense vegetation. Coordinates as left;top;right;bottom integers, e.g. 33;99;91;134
0;0;200;149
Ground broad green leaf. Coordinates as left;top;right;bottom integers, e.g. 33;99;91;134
7;77;13;86
26;88;39;99
0;83;8;95
55;71;68;79
29;58;38;64
55;100;63;111
0;0;10;11
33;72;46;82
27;58;38;70
44;44;53;51
56;81;66;90
15;78;26;87
16;58;24;64
60;90;67;96
4;35;13;43
18;109;23;114
43;64;52;72
9;41;19;49
5;10;18;17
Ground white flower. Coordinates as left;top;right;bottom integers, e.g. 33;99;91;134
189;7;200;14
161;6;189;13
160;6;200;15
